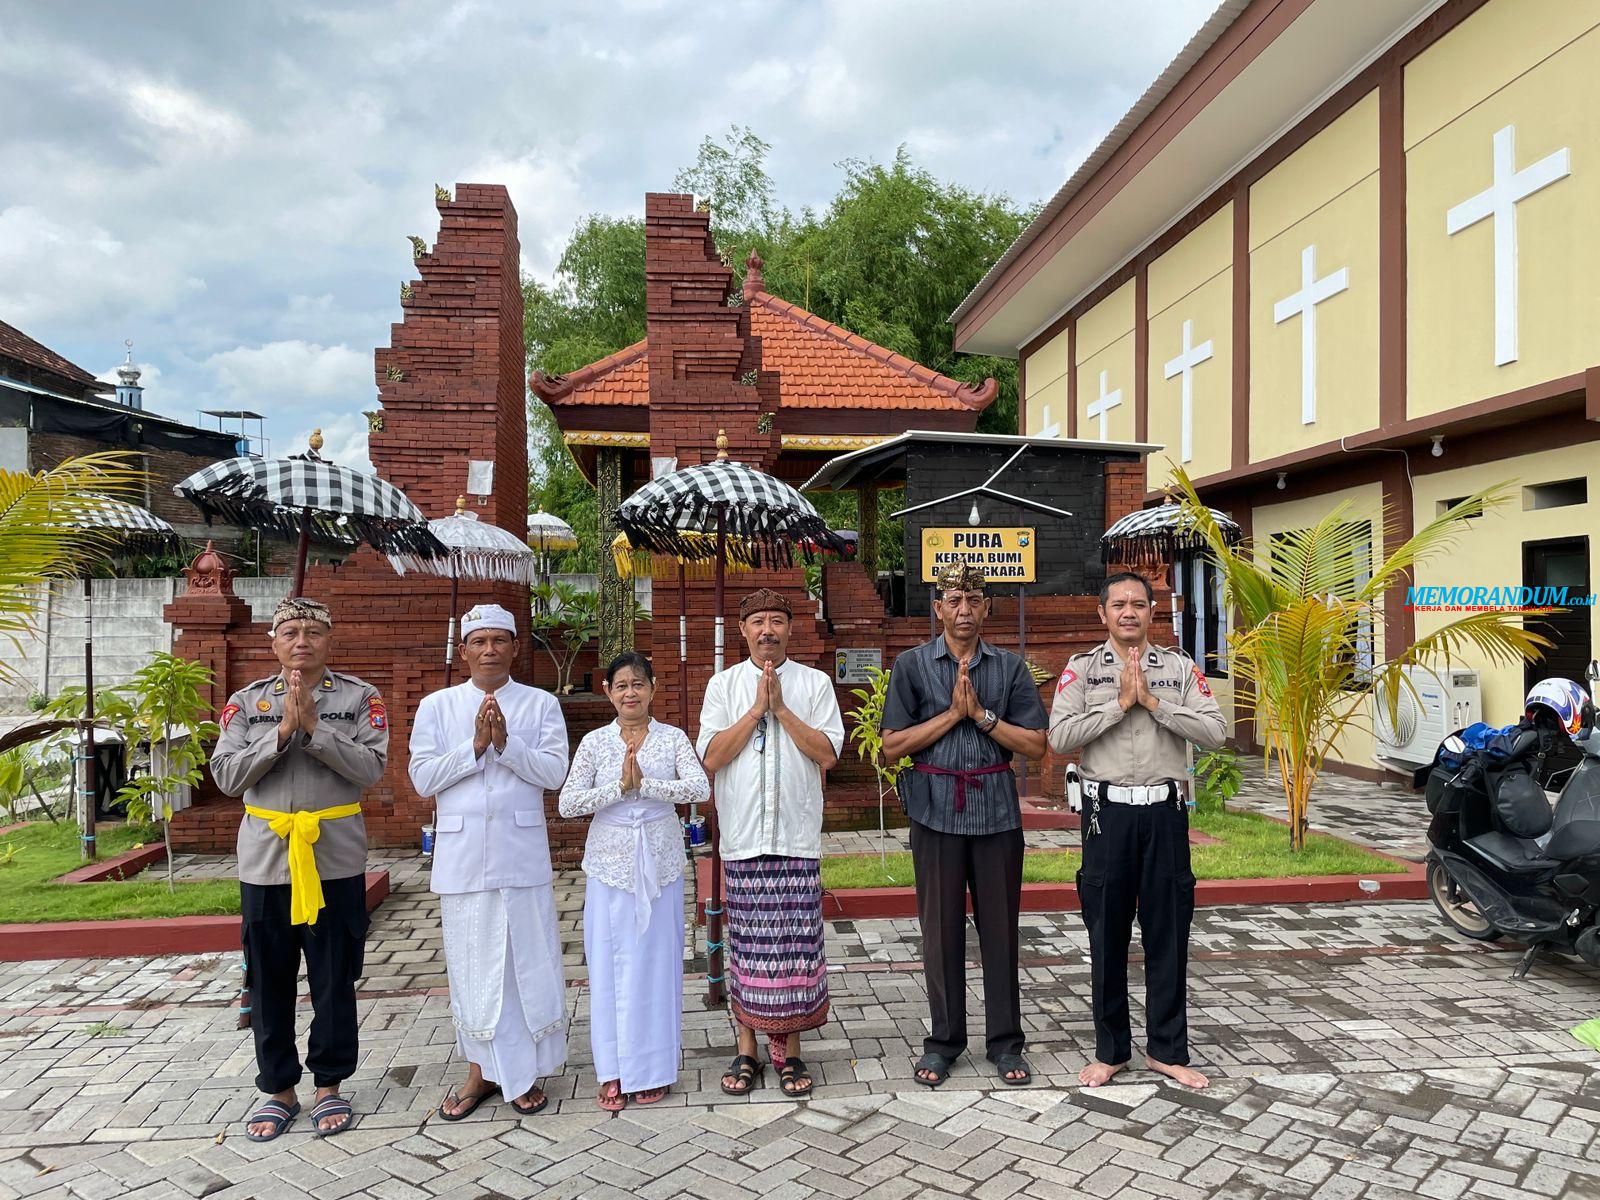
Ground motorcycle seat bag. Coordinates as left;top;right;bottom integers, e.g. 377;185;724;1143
1486;766;1554;838
1425;763;1482;816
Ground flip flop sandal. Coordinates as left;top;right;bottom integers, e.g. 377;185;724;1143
719;1054;764;1097
630;1086;670;1106
310;1095;355;1138
597;1082;626;1113
993;1054;1032;1086
777;1058;813;1100
243;1099;299;1142
438;1084;500;1122
913;1053;953;1089
510;1088;549;1116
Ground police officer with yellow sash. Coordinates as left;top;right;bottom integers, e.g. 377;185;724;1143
1049;572;1224;1092
211;597;387;1141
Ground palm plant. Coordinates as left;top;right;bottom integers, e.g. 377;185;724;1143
0;452;149;688
1169;465;1550;850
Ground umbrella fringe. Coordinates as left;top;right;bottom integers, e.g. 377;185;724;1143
387;551;540;585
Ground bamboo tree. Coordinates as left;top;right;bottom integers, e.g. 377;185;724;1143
1169;466;1550;849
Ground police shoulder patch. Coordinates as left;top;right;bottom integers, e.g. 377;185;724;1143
1191;665;1213;698
367;696;387;729
1056;666;1077;693
220;703;241;730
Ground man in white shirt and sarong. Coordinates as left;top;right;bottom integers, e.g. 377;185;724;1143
408;604;570;1118
698;588;845;1100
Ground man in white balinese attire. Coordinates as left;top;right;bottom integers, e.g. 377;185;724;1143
408;604;570;1118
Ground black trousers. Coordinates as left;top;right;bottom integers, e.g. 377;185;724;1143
241;874;369;1094
1077;797;1195;1066
910;821;1025;1061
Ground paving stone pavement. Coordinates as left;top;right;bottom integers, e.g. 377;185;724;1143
4;769;1599;1198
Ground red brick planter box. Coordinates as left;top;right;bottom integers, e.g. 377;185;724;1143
0;870;390;962
56;843;169;884
694;851;1426;923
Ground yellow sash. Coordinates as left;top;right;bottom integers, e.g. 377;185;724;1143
244;802;363;926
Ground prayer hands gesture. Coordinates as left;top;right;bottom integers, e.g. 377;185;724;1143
620;727;644;793
277;670;319;747
947;658;984;722
473;693;508;757
748;663;785;720
1119;649;1158;712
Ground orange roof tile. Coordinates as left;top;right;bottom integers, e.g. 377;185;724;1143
531;294;996;412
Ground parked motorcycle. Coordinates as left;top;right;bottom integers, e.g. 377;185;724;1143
1418;672;1600;977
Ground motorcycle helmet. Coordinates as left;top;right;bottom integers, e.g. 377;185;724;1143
1524;677;1591;738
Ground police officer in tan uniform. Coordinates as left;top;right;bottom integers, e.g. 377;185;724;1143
1049;572;1224;1091
211;597;388;1141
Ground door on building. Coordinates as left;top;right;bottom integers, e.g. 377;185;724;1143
1523;536;1592;694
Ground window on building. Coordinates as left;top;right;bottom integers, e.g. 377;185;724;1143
1436;496;1482;521
1524;478;1588;511
1173;550;1228;679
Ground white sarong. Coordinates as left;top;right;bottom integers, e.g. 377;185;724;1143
583;873;685;1093
440;884;567;1101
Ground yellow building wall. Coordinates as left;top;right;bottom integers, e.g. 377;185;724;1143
1146;206;1233;482
1411;442;1600;725
1250;481;1386;769
1023;327;1070;438
1249;92;1381;463
1406;8;1600;417
1074;281;1138;446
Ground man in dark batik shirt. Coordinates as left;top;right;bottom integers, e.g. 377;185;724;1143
881;563;1048;1089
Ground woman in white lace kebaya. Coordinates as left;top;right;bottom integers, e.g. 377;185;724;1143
559;651;709;1111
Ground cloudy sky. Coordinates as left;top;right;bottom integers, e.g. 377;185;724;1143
1;0;1215;470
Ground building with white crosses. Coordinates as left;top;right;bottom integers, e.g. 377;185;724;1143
953;0;1599;777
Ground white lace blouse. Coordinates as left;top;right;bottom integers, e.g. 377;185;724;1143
557;719;709;896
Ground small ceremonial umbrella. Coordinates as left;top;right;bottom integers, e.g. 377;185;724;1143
616;431;845;1007
59;496;180;860
1101;501;1243;569
175;431;445;596
388;497;540;685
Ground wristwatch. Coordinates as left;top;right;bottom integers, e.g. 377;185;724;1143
978;708;998;733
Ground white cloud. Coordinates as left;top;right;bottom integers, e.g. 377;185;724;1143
126;80;246;146
290;410;374;475
205;340;373;403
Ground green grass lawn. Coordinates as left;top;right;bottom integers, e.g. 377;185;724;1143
0;822;239;924
820;808;1405;891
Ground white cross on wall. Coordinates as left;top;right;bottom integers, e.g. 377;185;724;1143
1037;403;1061;439
1086;370;1123;441
1273;244;1348;425
1447;123;1571;366
1162;318;1213;463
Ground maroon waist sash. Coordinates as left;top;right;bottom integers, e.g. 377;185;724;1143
912;761;1011;813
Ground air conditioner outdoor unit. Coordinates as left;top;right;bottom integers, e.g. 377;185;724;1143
1372;665;1482;773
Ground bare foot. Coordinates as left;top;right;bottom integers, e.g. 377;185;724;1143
1078;1060;1128;1087
1146;1056;1209;1089
248;1088;297;1138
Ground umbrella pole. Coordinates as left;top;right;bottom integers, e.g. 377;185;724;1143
81;575;97;862
446;566;459;687
1018;583;1028;795
708;504;727;1009
292;507;312;596
678;556;690;733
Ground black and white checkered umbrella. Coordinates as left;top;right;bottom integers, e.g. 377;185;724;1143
62;495;181;557
175;436;445;593
617;457;845;568
1101;501;1242;567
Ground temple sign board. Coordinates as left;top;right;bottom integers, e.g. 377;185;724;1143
920;527;1037;583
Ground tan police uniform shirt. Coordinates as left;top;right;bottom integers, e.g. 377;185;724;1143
1047;641;1226;785
211;669;388;885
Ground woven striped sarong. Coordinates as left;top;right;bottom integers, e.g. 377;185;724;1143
724;855;829;1035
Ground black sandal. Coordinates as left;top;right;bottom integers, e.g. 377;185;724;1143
914;1052;953;1088
438;1083;499;1121
720;1054;764;1096
509;1087;548;1116
777;1057;813;1099
993;1054;1032;1086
